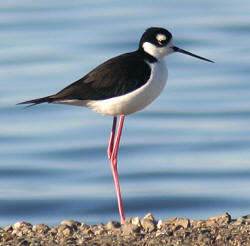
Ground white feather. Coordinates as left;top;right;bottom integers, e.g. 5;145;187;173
142;39;174;59
54;59;168;116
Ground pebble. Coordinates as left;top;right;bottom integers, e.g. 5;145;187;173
32;224;50;233
208;212;231;224
61;219;81;229
4;225;13;232
122;221;140;235
166;217;178;225
106;221;121;231
80;222;88;229
143;213;156;222
157;219;163;229
174;218;190;229
82;227;94;236
233;216;245;225
62;226;72;237
192;220;206;227
242;214;250;224
12;222;33;237
0;213;249;246
141;218;155;232
132;216;141;227
93;224;105;235
13;221;32;231
2;232;13;242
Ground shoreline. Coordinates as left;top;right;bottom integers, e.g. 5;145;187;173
1;213;249;246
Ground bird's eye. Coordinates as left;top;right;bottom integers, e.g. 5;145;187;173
156;34;168;46
158;39;167;46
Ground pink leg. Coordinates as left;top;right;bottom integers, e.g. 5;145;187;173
107;117;117;160
108;115;126;224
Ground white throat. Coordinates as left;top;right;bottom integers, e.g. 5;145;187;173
142;38;174;59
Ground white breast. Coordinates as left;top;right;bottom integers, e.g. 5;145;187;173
55;59;168;116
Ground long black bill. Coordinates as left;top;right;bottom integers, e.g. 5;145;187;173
172;46;214;63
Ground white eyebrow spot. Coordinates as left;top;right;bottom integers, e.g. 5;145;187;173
156;34;166;42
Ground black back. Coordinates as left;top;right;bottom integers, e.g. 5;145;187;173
18;27;172;106
51;50;156;101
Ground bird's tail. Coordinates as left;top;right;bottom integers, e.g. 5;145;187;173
17;95;54;106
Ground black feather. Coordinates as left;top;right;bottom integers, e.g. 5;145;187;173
18;49;156;105
51;50;155;102
17;95;53;105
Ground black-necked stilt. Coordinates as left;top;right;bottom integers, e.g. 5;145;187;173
18;27;214;224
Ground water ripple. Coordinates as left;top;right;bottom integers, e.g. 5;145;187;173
1;0;250;226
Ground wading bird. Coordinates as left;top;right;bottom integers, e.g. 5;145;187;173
19;27;213;224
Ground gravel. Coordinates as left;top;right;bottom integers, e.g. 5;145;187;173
0;213;249;246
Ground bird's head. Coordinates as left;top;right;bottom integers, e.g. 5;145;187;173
139;27;214;63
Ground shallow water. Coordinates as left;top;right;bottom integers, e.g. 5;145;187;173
0;0;250;226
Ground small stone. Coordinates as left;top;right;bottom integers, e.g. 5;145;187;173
192;220;206;227
58;225;73;237
157;219;163;229
124;217;132;224
168;217;177;222
4;225;13;232
132;216;141;227
216;234;222;240
49;226;59;236
94;224;105;235
106;221;121;230
122;222;140;235
2;232;13;242
98;223;104;228
12;222;33;237
13;222;32;231
83;227;94;236
94;228;105;235
143;213;156;222
12;229;23;237
234;217;245;225
32;224;50;233
141;218;155;232
171;225;181;231
198;231;213;245
18;239;30;246
61;219;80;229
80;222;88;229
164;217;177;225
208;212;231;224
62;227;72;237
198;234;205;242
206;219;217;226
174;218;190;229
242;214;250;224
155;230;164;237
13;222;23;231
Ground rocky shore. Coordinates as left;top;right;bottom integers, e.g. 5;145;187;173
0;213;249;246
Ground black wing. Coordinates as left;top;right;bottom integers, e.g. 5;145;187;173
52;51;152;101
18;51;152;105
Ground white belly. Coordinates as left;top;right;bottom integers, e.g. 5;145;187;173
55;59;167;116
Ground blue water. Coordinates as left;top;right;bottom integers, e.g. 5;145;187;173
1;0;250;226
